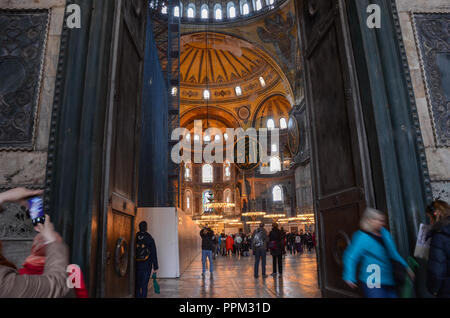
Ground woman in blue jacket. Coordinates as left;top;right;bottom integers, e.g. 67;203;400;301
343;208;414;298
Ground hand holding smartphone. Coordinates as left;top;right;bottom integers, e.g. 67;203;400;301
27;196;45;226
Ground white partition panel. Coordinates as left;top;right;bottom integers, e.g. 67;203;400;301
136;207;201;278
177;208;201;275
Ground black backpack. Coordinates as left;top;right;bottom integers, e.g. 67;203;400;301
253;230;264;248
136;233;150;262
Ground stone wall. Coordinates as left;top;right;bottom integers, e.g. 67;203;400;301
294;163;312;213
397;0;450;202
0;0;66;266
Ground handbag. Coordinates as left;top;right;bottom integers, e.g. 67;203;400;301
391;259;407;287
152;272;160;294
269;241;277;251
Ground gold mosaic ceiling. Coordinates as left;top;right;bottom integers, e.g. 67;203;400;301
180;32;293;129
180;32;286;104
181;33;266;85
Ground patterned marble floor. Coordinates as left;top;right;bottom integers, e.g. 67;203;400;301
148;250;321;298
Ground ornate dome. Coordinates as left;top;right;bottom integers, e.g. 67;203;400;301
179;32;293;130
252;94;291;129
180;32;286;105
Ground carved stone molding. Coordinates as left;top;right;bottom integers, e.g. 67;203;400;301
411;12;450;148
0;203;34;239
0;9;50;150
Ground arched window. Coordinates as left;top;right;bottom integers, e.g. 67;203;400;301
185;190;193;214
270;156;281;172
187;3;195;18
185;162;192;180
201;4;209;19
203;89;210;100
223;161;231;180
203;190;214;212
267;118;275;130
174;6;180;17
235;86;242;96
214;4;223;20
242;2;250;15
255;0;262;11
272;185;283;202
266;0;275;5
271;143;278;153
224;189;232;203
227;2;236;18
161;5;168;14
202;164;213;183
280;117;287;129
223;188;233;214
259;76;266;87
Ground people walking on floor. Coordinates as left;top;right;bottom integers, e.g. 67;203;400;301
220;233;227;256
269;223;283;277
253;223;269;278
242;237;250;257
294;231;303;254
135;221;158;298
226;233;234;256
306;232;313;251
200;225;215;277
342;207;414;298
235;233;243;256
426;200;450;298
287;231;294;255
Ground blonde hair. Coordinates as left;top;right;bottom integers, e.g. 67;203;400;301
360;207;385;232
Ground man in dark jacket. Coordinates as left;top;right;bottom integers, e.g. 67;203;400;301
135;221;158;298
269;223;283;276
427;201;450;298
200;225;215;277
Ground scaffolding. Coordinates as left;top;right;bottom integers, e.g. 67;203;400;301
149;1;181;208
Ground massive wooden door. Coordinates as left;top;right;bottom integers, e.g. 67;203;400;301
103;0;147;298
298;0;375;297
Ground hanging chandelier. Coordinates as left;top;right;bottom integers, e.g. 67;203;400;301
264;213;286;218
205;202;236;209
241;212;266;217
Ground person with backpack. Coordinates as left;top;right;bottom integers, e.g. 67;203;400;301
342;208;414;298
135;221;158;298
253;223;268;278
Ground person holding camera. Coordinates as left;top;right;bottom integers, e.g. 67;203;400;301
200;225;215;277
0;187;70;298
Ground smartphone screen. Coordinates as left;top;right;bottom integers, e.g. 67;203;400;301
28;197;44;226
